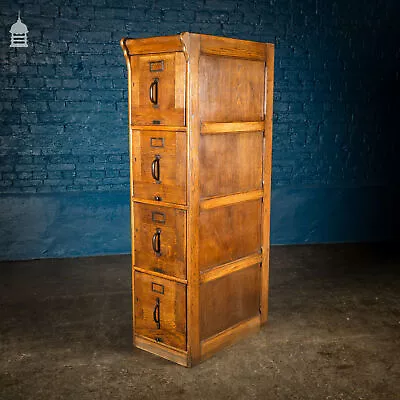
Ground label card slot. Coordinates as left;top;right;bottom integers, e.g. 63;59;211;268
150;137;165;148
152;211;166;224
149;60;164;72
151;282;165;294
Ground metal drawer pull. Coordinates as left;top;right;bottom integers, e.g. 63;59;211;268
151;154;161;181
149;78;159;105
152;228;161;256
153;297;160;329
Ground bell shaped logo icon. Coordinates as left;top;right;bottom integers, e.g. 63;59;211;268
10;11;28;48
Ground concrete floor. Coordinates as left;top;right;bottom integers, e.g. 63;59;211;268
0;244;399;400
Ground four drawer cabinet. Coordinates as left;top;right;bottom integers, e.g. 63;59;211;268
121;33;274;367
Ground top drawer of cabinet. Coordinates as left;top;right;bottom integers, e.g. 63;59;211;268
130;52;186;127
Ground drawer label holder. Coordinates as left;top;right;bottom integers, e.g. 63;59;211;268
152;211;166;224
149;60;164;72
150;137;165;148
152;282;164;295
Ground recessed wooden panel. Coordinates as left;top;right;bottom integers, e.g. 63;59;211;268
199;131;263;198
199;199;262;271
131;52;185;126
199;55;265;122
134;203;186;279
200;264;260;340
135;272;186;350
132;130;186;205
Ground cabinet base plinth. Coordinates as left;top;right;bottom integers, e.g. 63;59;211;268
135;335;189;367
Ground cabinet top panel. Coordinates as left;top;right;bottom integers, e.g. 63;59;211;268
121;33;273;61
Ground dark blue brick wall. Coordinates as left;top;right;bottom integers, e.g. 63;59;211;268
0;0;398;259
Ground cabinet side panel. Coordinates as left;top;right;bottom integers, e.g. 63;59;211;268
200;264;260;340
261;44;274;324
121;41;136;345
175;52;186;112
199;55;265;122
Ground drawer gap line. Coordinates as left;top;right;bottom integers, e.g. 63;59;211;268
134;267;188;284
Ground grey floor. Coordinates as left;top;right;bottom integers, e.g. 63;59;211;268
0;244;399;399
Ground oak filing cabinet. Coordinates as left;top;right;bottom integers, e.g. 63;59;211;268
120;33;274;366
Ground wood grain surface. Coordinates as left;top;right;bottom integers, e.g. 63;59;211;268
199;131;263;198
200;264;261;340
199;199;262;271
199;55;265;122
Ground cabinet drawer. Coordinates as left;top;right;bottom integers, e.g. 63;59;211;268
132;130;186;205
134;203;186;279
130;52;186;126
135;271;186;350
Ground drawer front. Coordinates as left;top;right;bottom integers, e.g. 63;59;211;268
134;203;186;279
135;271;186;350
132;130;186;205
130;52;186;126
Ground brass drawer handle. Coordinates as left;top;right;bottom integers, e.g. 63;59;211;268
151;154;160;182
149;78;159;105
153;297;160;329
151;228;161;257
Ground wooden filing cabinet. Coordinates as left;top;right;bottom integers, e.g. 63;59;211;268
121;33;274;367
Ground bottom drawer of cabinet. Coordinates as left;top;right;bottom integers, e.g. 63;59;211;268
134;271;187;351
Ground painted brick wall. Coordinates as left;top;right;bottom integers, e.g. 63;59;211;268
0;0;398;259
